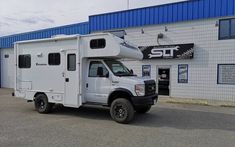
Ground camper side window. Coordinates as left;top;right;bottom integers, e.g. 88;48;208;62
89;61;108;77
67;54;76;71
18;54;31;68
48;53;60;65
90;39;106;49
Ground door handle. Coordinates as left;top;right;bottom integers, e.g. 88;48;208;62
86;83;88;88
65;78;69;82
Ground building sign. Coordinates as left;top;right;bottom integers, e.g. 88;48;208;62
178;64;188;83
140;43;194;59
142;65;151;77
217;64;235;85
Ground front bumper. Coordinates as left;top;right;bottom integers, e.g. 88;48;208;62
131;93;158;106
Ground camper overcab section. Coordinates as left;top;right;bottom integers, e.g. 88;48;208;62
14;33;158;123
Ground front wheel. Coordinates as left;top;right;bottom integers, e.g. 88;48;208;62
135;105;151;113
34;94;53;114
110;98;134;124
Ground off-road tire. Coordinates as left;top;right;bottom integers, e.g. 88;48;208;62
34;94;53;114
110;98;134;124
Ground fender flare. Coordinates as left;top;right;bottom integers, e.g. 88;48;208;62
108;88;134;105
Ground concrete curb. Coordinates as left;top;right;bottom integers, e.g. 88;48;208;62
159;97;235;108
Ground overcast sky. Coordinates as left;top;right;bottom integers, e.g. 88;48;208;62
0;0;185;36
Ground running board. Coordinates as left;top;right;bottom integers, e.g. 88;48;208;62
83;102;108;107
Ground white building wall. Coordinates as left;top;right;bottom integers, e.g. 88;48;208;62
123;17;235;101
1;48;14;88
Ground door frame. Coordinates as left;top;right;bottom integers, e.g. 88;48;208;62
63;49;80;108
156;65;171;97
85;59;112;104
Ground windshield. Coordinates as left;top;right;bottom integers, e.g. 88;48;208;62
104;60;133;76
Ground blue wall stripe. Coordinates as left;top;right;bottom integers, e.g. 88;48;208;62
89;0;235;32
0;22;89;48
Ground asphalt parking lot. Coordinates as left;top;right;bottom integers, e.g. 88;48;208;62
0;88;235;147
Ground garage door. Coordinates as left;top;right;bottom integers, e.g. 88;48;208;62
1;48;14;88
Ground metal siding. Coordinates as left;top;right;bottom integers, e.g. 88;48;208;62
182;3;188;20
154;7;159;24
198;0;204;18
147;8;151;25
159;6;164;24
179;3;184;21
204;0;210;18
234;0;235;14
215;0;221;16
228;0;233;15
193;1;199;19
89;0;235;32
0;22;89;48
209;0;216;17
173;4;178;22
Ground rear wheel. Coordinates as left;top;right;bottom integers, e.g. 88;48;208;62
110;98;134;124
135;105;151;113
34;94;53;114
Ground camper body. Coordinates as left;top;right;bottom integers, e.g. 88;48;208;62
14;33;158;123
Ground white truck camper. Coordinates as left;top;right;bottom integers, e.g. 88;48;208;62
13;33;158;123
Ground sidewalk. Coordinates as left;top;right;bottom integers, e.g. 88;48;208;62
159;97;235;107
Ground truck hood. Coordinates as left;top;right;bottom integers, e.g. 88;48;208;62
115;76;152;85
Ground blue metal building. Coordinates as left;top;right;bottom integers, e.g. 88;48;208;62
89;0;235;32
1;0;235;49
0;0;235;88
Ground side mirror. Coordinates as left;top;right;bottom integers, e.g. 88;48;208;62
97;67;104;77
130;69;134;74
105;72;109;78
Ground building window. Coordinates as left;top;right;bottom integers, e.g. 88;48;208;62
217;64;235;85
142;65;151;77
219;18;235;40
67;54;76;71
90;39;106;49
89;61;108;77
19;54;31;68
231;19;235;38
48;53;60;65
178;64;188;83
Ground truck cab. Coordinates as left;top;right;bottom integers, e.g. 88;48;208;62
85;59;157;122
85;59;157;106
14;33;158;123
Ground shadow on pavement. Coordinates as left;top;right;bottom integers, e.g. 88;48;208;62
133;107;235;131
50;105;235;131
51;105;112;121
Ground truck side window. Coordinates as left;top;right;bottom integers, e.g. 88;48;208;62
67;54;76;71
90;39;106;49
48;53;60;65
18;54;31;68
89;61;108;77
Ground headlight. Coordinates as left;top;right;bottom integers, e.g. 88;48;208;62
135;84;145;96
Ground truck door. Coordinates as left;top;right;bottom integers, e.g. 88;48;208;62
86;61;111;104
64;50;80;107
